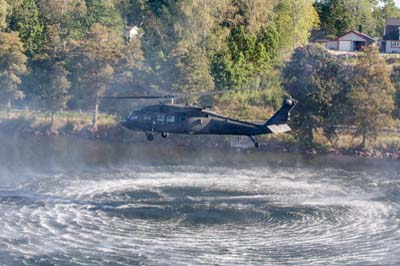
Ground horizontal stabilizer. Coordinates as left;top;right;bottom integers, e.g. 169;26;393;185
267;124;291;133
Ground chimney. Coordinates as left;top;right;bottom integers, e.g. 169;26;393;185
359;25;363;33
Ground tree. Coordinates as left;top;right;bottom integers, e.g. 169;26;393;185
315;0;379;37
30;25;71;127
36;0;87;46
72;23;122;129
391;65;400;119
276;0;320;55
348;46;395;148
172;46;214;98
283;44;349;148
0;31;27;119
7;0;43;56
0;0;8;30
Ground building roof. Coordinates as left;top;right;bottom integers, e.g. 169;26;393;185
384;19;400;40
386;18;400;26
335;31;375;43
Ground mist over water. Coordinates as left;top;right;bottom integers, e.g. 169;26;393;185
0;134;399;265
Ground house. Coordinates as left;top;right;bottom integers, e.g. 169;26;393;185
326;27;375;52
383;18;400;53
129;26;143;41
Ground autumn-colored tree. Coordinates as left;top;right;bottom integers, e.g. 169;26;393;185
0;31;27;119
348;46;395;148
0;0;8;30
72;23;122;129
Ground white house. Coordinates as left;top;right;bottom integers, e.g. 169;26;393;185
326;29;375;52
129;26;143;41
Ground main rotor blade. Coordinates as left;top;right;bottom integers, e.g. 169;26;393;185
100;88;246;100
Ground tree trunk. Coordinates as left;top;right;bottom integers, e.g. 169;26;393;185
92;93;99;131
51;111;56;128
361;129;366;149
7;98;11;120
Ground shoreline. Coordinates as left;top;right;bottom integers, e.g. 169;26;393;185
1;118;399;161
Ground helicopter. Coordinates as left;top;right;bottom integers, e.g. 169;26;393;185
102;90;298;148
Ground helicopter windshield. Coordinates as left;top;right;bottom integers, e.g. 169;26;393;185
129;112;139;120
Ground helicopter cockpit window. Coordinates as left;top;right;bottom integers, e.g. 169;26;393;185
166;115;175;123
157;114;165;123
130;112;139;120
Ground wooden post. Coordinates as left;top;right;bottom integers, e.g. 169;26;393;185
93;92;99;131
51;111;56;128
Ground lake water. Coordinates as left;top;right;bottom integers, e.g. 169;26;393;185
0;134;399;265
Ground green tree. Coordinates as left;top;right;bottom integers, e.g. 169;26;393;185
37;0;87;45
276;0;320;55
30;25;71;127
7;0;43;56
348;46;395;148
172;46;214;98
315;0;379;37
0;31;27;119
283;44;349;148
85;0;123;31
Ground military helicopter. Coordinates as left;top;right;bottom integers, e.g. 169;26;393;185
102;90;297;148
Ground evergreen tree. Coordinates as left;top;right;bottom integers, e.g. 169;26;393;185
0;31;27;119
30;25;71;127
348;46;395;148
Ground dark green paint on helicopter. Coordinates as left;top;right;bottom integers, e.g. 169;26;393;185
121;98;297;148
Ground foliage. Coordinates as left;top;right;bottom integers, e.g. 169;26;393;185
0;0;8;30
348;46;395;148
391;65;400;119
315;0;395;38
30;27;71;126
283;44;349;148
36;0;87;42
7;0;44;56
0;31;27;102
276;0;320;56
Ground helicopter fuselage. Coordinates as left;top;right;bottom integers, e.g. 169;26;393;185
123;104;269;136
121;99;296;147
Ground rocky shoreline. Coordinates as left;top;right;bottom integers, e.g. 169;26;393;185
1;118;399;160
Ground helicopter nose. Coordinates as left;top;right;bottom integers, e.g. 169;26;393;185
121;119;128;128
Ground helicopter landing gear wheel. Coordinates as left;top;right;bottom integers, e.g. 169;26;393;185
161;132;168;138
248;135;259;148
145;133;154;141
